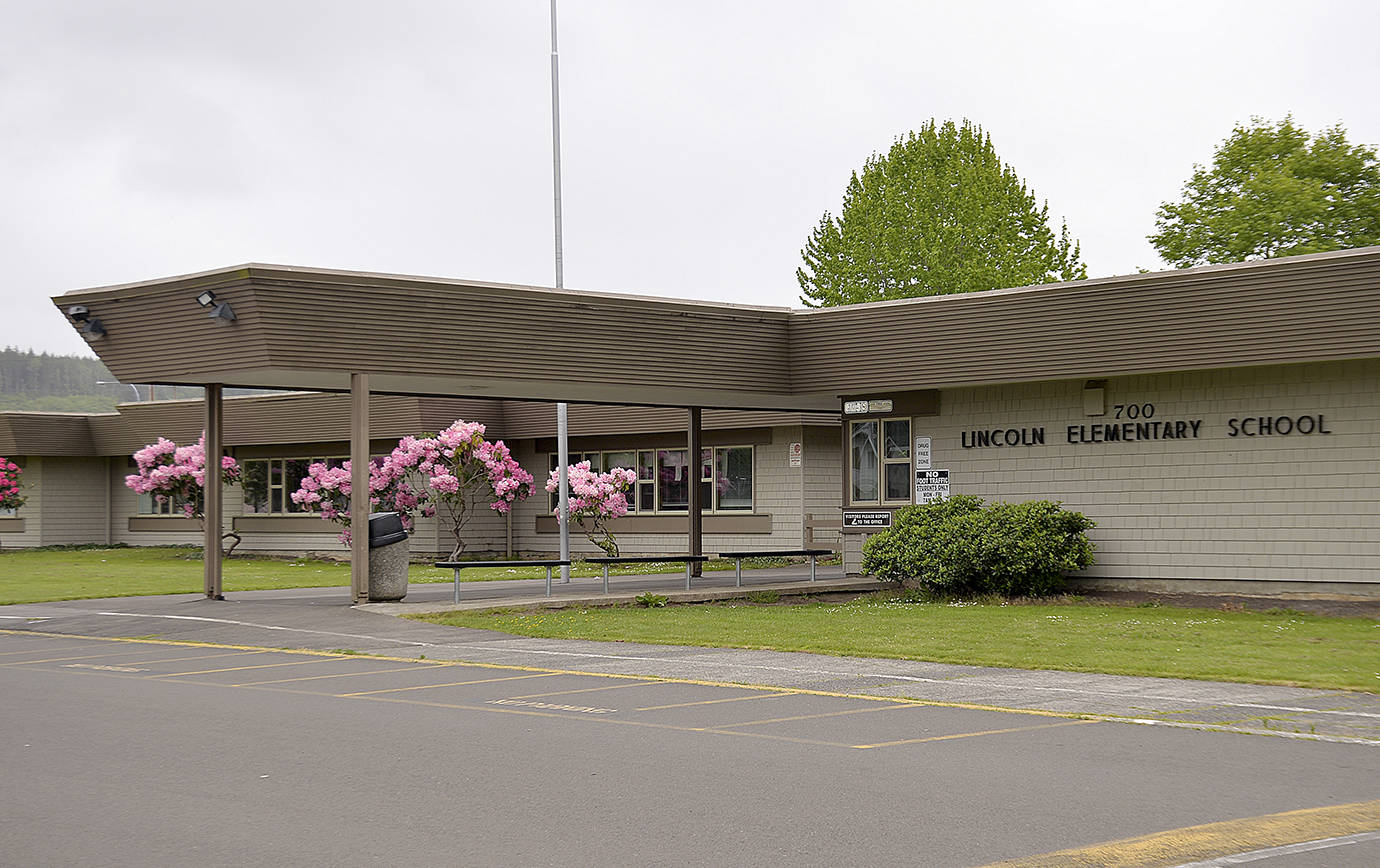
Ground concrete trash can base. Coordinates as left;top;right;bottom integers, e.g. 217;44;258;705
366;512;410;602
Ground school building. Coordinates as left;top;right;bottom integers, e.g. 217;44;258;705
3;246;1377;599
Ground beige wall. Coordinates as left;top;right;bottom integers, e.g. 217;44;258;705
0;457;42;548
38;457;111;546
845;359;1379;591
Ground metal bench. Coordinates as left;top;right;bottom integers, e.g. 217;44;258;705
583;555;711;592
434;559;571;603
714;549;837;586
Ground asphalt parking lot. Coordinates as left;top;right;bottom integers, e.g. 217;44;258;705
3;630;1378;867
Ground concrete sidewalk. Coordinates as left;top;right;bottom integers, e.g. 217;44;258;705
2;575;1377;745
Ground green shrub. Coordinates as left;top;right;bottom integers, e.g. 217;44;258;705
634;592;669;608
861;497;1094;597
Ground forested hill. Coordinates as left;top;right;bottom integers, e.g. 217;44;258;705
0;347;205;412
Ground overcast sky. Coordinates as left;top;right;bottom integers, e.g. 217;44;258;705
4;1;1378;358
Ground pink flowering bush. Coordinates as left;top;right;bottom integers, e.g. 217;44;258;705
0;458;25;512
291;419;534;557
124;435;243;554
545;461;638;556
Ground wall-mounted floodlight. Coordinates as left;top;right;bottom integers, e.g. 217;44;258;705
207;301;236;324
196;290;216;307
82;318;107;339
67;305;90;322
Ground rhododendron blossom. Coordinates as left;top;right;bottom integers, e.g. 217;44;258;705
290;419;533;556
545;461;637;556
123;435;242;554
0;458;25;513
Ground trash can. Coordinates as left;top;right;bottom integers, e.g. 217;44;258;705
366;512;410;602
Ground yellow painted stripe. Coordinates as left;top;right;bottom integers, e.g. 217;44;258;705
0;644;91;656
153;657;348;677
236;665;444;686
337;672;559;697
122;650;270;666
352;693;856;748
0;630;1084;721
978;799;1380;868
3;650;158;666
854;719;1095;749
507;680;664;700
637;692;795;711
721;702;916;729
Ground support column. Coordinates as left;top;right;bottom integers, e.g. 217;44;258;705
688;407;702;576
350;373;370;604
557;402;570;582
203;384;224;600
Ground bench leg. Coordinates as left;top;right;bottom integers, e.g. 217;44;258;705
735;559;742;588
603;564;609;594
453;569;462;605
810;556;817;583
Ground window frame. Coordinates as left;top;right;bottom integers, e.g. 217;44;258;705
240;456;347;516
849;417;912;506
548;445;755;515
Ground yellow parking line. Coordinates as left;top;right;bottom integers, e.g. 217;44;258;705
237;664;443;686
507;680;664;700
122;650;270;666
637;692;796;711
0;644;91;656
351;693;857;748
722;703;916;729
976;798;1380;867
153;657;349;677
3;650;157;666
337;672;560;697
854;719;1096;750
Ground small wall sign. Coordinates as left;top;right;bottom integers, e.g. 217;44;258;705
914;469;950;504
914;436;931;470
788;442;803;467
843;510;892;529
843;400;869;414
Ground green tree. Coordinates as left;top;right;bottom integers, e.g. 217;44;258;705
797;119;1086;307
1150;116;1380;268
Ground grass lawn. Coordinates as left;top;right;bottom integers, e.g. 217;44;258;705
413;594;1380;691
0;546;796;605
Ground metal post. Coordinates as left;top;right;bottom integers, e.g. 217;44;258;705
603;564;609;594
736;559;742;588
350;373;370;604
546;566;553;597
688;407;702;576
685;561;692;591
551;3;573;587
453;568;462;605
810;555;817;582
557;403;571;582
203;384;223;600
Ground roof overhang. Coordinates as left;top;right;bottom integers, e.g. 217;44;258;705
51;248;1380;407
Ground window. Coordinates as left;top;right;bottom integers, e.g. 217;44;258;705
241;457;345;515
548;445;755;514
850;418;910;505
136;491;192;516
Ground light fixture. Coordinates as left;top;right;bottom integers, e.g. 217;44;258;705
207;301;236;324
67;305;90;322
82;318;107;339
195;290;216;307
